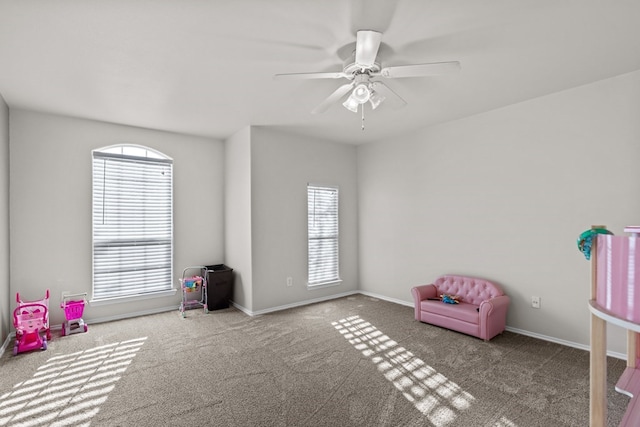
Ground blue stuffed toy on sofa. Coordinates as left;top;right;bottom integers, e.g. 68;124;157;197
441;294;460;304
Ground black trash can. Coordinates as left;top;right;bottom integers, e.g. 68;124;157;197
205;264;234;310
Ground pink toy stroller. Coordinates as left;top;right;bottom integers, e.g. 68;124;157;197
16;289;51;340
13;303;48;355
60;292;88;336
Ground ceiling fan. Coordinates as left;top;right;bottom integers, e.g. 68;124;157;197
275;30;461;115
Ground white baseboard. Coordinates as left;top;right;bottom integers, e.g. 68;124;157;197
0;332;14;359
354;290;628;361
231;290;360;316
505;326;626;360
1;292;626;362
357;290;414;308
88;305;180;325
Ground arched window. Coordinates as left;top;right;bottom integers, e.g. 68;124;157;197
92;145;173;301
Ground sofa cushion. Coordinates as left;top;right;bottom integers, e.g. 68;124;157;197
420;300;479;324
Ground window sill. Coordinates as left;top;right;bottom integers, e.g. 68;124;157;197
307;280;342;290
90;288;178;306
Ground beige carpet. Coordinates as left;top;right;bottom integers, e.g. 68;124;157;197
0;295;630;426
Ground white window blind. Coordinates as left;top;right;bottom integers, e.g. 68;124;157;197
308;185;340;286
92;148;173;301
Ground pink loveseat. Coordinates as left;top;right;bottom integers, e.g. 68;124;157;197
411;275;510;341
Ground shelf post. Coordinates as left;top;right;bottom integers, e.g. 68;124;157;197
590;225;607;427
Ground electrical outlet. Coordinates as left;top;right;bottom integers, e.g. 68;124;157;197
531;296;541;309
286;277;293;287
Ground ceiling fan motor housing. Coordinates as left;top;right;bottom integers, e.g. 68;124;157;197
343;51;380;76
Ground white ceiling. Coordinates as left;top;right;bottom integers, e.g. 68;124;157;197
1;0;640;144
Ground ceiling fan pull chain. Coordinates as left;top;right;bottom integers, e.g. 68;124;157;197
361;106;365;131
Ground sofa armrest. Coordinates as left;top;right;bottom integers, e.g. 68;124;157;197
411;284;437;320
479;295;510;340
479;295;510;316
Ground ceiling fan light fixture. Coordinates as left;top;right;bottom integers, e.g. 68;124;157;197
342;95;359;113
369;90;385;110
352;83;371;104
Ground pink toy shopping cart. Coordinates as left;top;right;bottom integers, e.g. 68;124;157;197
60;292;88;336
16;289;51;340
13;303;48;355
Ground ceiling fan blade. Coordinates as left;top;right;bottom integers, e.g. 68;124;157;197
379;61;461;78
355;30;382;68
311;83;355;114
370;81;406;109
274;71;348;80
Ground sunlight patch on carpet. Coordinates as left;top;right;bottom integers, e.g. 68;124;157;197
0;337;146;427
495;416;518;426
333;316;492;426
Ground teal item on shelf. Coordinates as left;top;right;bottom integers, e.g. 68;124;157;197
577;228;613;260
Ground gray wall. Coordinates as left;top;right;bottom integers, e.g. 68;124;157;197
224;126;253;310
246;127;359;313
0;95;8;346
9;110;224;326
358;70;640;354
5;69;638;355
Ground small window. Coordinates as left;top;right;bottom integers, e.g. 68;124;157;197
92;145;173;301
307;184;340;287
